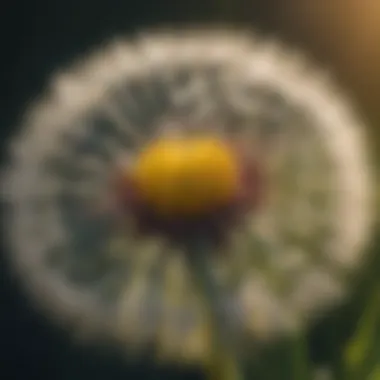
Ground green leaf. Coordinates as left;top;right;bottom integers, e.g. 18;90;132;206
343;285;380;379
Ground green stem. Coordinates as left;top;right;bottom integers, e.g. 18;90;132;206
184;239;246;380
291;330;311;380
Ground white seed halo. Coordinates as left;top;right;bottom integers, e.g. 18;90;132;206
1;28;374;364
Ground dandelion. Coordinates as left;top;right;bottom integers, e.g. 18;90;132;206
1;29;374;368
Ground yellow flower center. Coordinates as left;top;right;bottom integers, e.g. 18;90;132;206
131;136;240;217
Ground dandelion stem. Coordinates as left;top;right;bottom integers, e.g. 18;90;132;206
184;238;245;380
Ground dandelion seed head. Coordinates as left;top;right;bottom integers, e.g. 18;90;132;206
1;28;374;364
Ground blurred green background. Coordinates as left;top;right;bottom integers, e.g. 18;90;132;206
1;1;379;379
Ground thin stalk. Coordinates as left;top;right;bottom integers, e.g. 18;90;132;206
184;238;246;380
